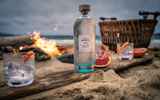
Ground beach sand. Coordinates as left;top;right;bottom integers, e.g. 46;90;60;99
16;43;160;100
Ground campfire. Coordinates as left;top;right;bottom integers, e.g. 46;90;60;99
0;32;65;61
30;32;62;57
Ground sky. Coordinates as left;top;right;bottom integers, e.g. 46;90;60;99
0;0;160;35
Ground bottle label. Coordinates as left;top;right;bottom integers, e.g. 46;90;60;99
79;35;91;52
78;63;94;73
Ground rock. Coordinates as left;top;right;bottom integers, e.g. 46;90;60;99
57;54;73;64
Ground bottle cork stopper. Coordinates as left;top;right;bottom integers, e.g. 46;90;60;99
79;4;90;15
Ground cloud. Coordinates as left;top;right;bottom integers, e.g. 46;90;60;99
0;0;160;34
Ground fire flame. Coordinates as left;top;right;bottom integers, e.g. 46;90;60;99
31;32;61;57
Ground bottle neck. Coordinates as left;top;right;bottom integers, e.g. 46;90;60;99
80;14;90;19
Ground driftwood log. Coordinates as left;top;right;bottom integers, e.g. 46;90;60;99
0;35;33;47
139;11;160;20
109;54;153;72
58;53;154;72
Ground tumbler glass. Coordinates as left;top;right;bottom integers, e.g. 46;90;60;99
117;42;134;60
3;51;35;87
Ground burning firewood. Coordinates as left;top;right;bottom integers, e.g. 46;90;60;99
18;46;50;61
19;45;69;61
20;32;66;61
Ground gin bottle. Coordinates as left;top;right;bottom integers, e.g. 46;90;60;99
73;4;96;73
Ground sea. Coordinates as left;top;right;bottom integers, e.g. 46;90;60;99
0;33;159;48
44;34;160;48
48;35;102;45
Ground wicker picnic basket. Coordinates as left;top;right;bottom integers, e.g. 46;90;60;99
99;19;157;51
99;11;160;51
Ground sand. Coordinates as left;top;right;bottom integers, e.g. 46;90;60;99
17;49;160;100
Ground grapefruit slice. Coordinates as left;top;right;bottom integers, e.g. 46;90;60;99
134;48;147;57
121;42;129;49
95;56;112;68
